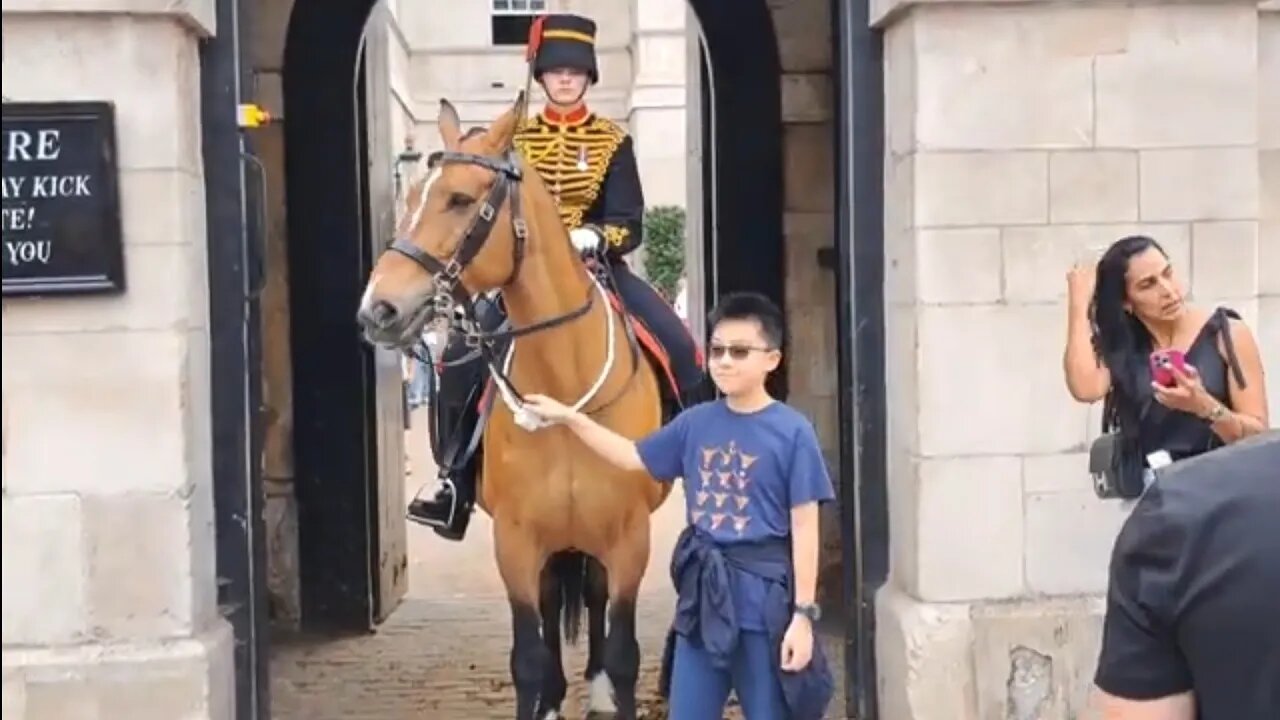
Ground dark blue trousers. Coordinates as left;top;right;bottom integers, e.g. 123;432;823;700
668;631;787;720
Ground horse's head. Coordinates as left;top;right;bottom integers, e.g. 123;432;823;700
357;93;529;348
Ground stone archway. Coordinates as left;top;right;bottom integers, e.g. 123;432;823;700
279;0;792;634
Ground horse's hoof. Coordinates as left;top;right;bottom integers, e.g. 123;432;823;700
586;672;617;716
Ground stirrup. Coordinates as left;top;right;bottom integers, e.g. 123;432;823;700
406;477;459;529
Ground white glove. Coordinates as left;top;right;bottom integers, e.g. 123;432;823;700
569;227;603;253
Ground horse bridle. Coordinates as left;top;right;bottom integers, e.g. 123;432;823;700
384;148;595;346
387;146;645;448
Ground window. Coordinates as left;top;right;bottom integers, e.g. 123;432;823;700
491;0;547;46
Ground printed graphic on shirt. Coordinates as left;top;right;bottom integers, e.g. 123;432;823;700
691;441;759;537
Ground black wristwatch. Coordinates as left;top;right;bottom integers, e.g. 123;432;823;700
794;602;821;623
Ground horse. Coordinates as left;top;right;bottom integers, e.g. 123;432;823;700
356;93;673;720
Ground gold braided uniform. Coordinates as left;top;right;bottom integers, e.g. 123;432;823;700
514;109;645;257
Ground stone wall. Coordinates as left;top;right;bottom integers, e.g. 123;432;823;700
874;1;1275;718
1262;1;1280;419
0;4;233;719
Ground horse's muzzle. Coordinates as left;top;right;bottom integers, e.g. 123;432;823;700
356;297;434;349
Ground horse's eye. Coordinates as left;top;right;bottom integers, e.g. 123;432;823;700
447;193;475;210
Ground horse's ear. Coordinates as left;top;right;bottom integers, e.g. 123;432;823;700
487;91;526;151
438;98;462;150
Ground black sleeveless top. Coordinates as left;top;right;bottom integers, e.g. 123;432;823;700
1130;308;1246;463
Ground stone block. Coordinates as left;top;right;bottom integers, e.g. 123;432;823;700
1191;221;1259;300
1025;490;1129;596
1139;147;1258;222
875;584;977;720
1258;298;1280;420
1094;4;1257;148
1;331;193;497
2;623;235;720
885;303;920;456
82;494;202;641
782;124;834;213
912;7;1095;150
885;444;919;596
251;0;293;68
883;15;918;156
915;228;1003;304
632;32;688;88
970;596;1105;720
0;243;199;335
780;73;831;124
917;304;1089;456
769;0;832;73
884;153;917;304
0;15;202;172
1;495;87;646
1023;452;1091;495
119;169;207;247
1261;150;1280;296
1049;151;1139;224
1264;12;1280;151
914;456;1025;602
914;152;1048;227
0;0;215;35
1002;223;1190;305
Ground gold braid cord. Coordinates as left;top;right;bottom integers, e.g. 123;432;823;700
515;115;627;243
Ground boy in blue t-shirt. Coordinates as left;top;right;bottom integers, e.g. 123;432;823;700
524;292;835;719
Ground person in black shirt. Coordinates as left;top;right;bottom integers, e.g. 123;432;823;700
1063;235;1269;498
1093;431;1280;720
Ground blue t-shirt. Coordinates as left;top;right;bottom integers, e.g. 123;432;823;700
636;399;836;630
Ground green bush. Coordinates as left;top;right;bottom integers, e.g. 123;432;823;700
642;205;686;301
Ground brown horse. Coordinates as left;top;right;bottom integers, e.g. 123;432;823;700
356;94;671;720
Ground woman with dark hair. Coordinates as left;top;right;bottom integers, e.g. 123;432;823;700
1064;235;1269;494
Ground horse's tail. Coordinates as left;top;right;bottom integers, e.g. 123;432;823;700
546;550;589;645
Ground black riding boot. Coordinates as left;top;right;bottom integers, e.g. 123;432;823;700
406;343;486;541
407;455;479;541
407;380;483;540
406;294;508;541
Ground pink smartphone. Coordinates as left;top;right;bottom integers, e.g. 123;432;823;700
1150;349;1188;388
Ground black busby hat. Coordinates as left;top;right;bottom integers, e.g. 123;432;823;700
527;14;599;85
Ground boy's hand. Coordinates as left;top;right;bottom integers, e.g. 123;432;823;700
780;614;814;672
522;394;576;424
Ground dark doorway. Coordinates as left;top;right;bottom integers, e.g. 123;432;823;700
282;0;393;633
689;0;788;398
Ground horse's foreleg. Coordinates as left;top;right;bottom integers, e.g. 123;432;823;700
495;520;550;720
536;555;574;719
582;558;614;716
598;521;650;720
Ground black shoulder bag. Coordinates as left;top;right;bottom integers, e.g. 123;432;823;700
1089;393;1150;500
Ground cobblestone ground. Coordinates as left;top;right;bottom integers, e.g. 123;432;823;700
271;597;847;720
270;413;847;719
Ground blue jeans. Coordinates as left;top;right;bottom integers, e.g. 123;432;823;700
407;360;431;408
668;630;787;720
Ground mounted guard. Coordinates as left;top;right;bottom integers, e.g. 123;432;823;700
407;12;706;539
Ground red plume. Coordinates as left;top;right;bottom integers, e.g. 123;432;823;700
525;15;547;62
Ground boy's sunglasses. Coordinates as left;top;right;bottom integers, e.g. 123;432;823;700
708;344;775;361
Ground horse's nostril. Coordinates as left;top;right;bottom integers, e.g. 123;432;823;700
371;300;399;327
